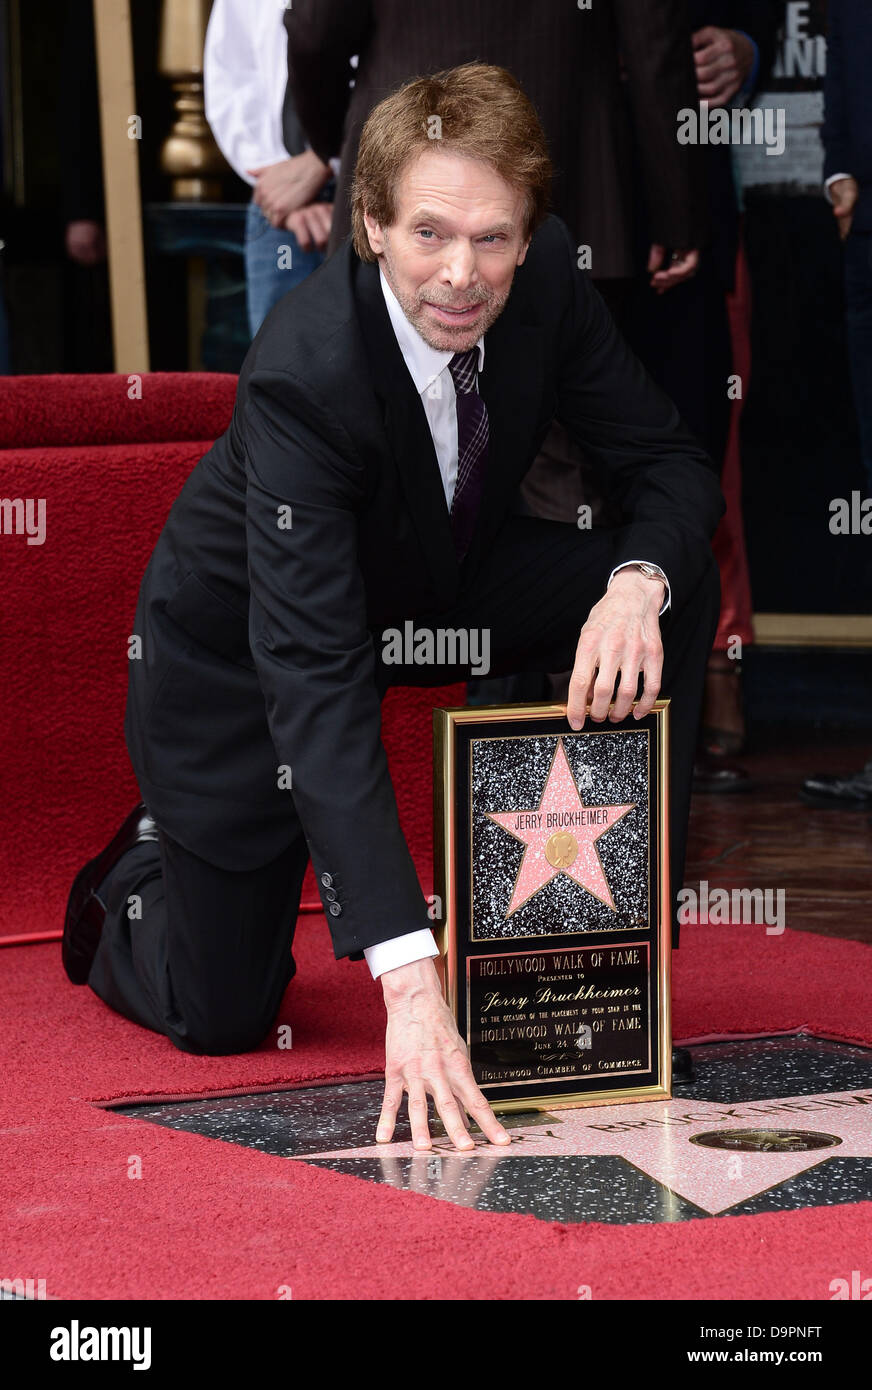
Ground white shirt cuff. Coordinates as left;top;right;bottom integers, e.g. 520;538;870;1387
607;561;671;615
364;928;439;980
824;173;853;202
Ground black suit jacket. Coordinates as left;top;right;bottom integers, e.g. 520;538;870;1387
126;216;723;959
285;0;707;277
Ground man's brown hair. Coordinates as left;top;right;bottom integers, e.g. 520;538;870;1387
350;63;553;262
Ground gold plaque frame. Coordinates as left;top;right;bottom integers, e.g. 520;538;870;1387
433;701;672;1112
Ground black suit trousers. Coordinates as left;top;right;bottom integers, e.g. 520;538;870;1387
88;518;719;1054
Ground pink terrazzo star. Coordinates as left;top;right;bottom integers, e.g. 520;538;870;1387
302;1088;872;1216
486;737;635;915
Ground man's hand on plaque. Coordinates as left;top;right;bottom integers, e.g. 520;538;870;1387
377;958;513;1152
567;568;665;730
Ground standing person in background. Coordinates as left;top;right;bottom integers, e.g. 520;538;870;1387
204;0;335;338
59;0;111;373
823;0;872;497
800;0;872;812
285;0;707;282
620;4;782;790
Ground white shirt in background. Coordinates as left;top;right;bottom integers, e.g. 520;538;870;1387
203;0;292;185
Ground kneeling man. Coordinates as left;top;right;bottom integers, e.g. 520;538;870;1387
64;65;723;1152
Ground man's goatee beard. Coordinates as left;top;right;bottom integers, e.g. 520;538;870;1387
409;286;508;350
379;243;510;348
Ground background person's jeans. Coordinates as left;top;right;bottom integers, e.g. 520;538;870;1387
844;229;872;494
244;199;324;339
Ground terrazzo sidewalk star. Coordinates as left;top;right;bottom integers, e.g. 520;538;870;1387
304;1087;872;1215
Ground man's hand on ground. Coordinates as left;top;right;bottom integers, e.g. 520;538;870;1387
377;957;512;1152
567;568;665;730
247;150;331;226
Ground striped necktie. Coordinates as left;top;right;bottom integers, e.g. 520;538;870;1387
448;348;489;559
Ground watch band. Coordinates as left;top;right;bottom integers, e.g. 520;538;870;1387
626;562;666;583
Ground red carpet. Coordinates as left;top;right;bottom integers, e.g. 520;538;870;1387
3;920;869;1114
4;373;871;1298
4;1121;866;1302
1;920;870;1299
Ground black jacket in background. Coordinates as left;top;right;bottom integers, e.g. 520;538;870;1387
285;0;708;278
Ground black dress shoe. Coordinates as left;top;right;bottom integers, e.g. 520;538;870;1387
672;1045;696;1087
62;804;159;984
799;761;872;809
692;751;753;794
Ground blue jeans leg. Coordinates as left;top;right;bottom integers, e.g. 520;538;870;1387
844;229;872;494
244;200;324;339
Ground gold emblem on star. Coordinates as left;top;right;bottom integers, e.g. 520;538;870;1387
544;831;578;869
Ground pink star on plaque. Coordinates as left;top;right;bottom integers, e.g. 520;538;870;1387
486;738;635;917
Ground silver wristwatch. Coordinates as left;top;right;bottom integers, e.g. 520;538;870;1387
626;563;666;583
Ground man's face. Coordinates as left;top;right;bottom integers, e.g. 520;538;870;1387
363;148;531;353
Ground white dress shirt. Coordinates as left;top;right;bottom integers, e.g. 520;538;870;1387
203;0;294;185
361;272;486;981
378;269;486;506
363;268;670;980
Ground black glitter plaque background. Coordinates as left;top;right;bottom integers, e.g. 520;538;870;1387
469;729;650;940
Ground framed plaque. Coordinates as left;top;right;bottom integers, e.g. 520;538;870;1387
433;702;671;1112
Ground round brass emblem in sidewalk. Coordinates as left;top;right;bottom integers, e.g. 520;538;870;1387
690;1128;842;1153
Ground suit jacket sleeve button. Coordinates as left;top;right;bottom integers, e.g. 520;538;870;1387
321;872;334;888
329;902;342;917
324;887;336;902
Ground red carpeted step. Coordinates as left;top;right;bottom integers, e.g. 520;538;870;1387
0;372;237;449
0;374;463;938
